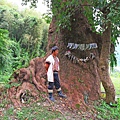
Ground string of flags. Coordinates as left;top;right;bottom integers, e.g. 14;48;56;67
65;42;97;63
65;51;95;63
67;43;98;51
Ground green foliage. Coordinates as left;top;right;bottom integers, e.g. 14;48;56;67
0;29;11;72
0;29;30;85
85;0;120;69
22;0;38;8
110;53;117;71
0;3;49;59
92;0;120;44
95;100;120;120
24;0;119;39
51;0;80;30
75;103;80;109
0;2;49;85
42;13;52;24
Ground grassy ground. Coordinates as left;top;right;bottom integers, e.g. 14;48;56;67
94;99;120;120
111;71;120;95
0;102;65;120
97;70;120;120
0;93;66;120
0;71;120;120
0;104;65;120
101;71;120;95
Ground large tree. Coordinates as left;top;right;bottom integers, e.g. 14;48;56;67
8;0;119;109
43;0;119;104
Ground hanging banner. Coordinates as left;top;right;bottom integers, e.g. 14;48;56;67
65;51;95;63
67;43;98;51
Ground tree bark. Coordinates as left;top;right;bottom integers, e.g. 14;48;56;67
8;57;47;108
47;11;101;109
47;1;115;107
98;23;115;104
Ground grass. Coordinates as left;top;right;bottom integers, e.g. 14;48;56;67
101;71;120;95
0;102;65;120
98;70;120;120
110;71;120;95
0;90;65;120
95;99;120;120
0;70;120;120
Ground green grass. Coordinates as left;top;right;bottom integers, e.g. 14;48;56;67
111;76;120;95
95;99;120;120
110;71;120;95
99;71;120;120
0;102;65;120
101;71;120;95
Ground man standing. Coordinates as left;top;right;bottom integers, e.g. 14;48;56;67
45;46;66;101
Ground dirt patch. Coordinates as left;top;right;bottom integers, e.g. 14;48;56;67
0;88;98;120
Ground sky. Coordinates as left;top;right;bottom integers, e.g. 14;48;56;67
6;0;49;14
115;42;120;67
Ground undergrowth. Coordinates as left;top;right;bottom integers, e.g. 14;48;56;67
95;99;120;120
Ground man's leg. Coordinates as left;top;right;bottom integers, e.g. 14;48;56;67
54;72;66;98
48;82;55;101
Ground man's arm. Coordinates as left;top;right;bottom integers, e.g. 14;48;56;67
44;62;50;72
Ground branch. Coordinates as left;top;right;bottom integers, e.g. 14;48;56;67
81;4;93;6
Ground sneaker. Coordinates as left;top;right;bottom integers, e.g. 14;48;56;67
58;91;67;98
49;93;55;102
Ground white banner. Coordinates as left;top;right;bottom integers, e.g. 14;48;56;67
67;43;98;51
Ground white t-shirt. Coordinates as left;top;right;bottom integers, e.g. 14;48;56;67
45;55;59;82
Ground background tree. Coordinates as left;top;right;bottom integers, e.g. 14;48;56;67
0;28;19;84
0;1;49;86
0;2;49;59
0;29;11;72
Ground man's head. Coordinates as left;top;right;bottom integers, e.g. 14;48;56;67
52;46;59;56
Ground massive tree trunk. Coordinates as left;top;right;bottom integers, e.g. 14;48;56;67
8;0;115;110
47;2;115;106
47;15;101;109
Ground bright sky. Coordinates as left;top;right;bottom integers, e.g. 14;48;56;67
6;0;49;14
